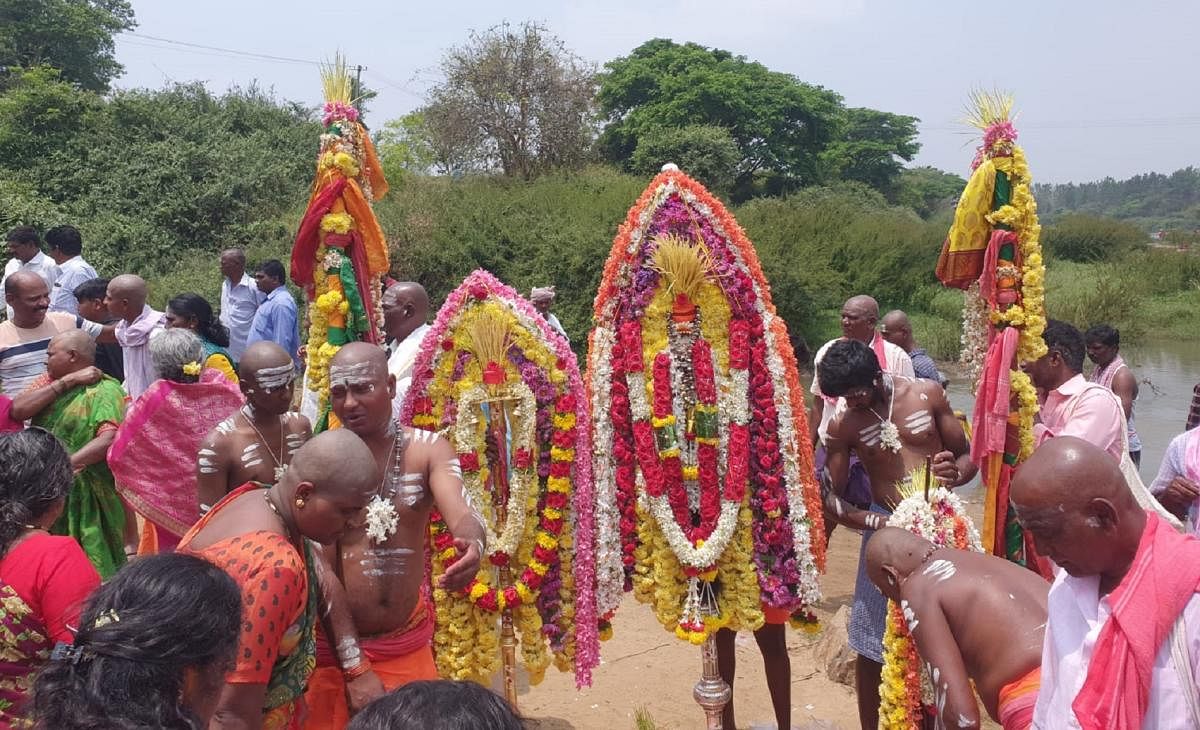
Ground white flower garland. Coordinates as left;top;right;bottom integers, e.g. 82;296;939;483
453;382;538;558
588;327;627;619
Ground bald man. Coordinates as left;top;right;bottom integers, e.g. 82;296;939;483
866;527;1048;729
302;342;486;728
0;271;116;397
18;330;134;577
219;247;264;360
381;281;431;418
1013;437;1200;729
196;341;312;514
105;274;165;398
881;309;946;387
181;429;379;729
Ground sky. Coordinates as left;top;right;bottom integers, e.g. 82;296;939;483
113;0;1200;184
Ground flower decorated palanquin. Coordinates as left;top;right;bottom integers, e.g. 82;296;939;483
934;94;1046;568
292;57;390;430
399;269;599;688
587;165;825;645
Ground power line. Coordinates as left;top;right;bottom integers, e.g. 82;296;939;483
120;31;322;67
921;116;1200;132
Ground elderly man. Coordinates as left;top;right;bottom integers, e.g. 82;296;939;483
44;225;97;315
105;274;165;399
382;282;431;417
247;259;300;367
1013;436;1200;729
1023;320;1125;462
302;342;486;729
14;330;133;577
196;341;311;513
1;226;59;320
818;339;976;729
1085;324;1142;467
881;309;946;387
867;527;1048;729
531;285;567;340
219;248;263;361
0;271;115;397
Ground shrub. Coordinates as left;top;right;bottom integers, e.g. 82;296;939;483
1043;213;1147;262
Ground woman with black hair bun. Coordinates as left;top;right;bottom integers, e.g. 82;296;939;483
165;292;239;383
32;552;241;729
0;429;100;726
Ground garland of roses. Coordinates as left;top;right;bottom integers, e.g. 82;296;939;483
404;270;598;688
587;168;825;640
879;480;983;729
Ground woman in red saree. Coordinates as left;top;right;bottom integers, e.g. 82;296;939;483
179;429;378;729
0;429;100;726
109;329;242;553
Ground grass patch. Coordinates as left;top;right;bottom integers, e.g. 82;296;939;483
634;707;658;730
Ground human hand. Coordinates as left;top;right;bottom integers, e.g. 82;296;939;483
1160;477;1200;518
930;450;960;485
64;366;103;389
439;537;482;592
345;670;385;715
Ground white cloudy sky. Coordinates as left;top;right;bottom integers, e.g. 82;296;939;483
114;0;1200;184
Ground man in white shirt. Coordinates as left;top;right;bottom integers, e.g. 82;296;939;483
1;226;59;320
1013;436;1200;730
105;274;165;399
219;248;264;361
381;281;431;418
45;225;97;315
531;286;567;341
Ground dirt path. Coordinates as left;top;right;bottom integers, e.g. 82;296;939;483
519;488;1001;729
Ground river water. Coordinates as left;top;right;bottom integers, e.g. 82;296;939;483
944;338;1200;483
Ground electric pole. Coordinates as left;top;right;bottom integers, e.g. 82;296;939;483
353;64;366;116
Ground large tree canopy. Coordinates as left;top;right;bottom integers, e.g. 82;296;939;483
0;0;135;92
421;21;597;180
597;39;844;195
820;107;920;194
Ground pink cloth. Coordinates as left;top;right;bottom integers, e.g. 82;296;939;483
1072;512;1200;730
972;326;1019;464
0;395;20;432
108;370;242;538
1034;374;1125;462
114;305;165;399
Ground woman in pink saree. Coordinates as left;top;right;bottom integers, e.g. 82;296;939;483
108;329;242;553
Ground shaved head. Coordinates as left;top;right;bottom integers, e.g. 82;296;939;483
4;270;46;299
106;274;148;322
51;330;96;360
239;341;296;416
5;271;50;327
841;294;880;342
880;310;913;351
240;341;293;377
381;282;430;343
283;429;379;544
329;342;395;437
1012;436;1145;587
866;526;934;601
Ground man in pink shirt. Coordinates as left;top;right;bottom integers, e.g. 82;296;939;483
1023;319;1125;463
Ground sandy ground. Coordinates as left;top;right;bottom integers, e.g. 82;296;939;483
517;489;1002;730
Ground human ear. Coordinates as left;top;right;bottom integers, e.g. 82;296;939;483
1086;498;1119;531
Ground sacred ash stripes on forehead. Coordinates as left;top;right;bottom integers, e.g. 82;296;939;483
329;361;377;387
253;363;295;389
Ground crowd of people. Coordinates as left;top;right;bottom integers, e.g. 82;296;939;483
1;221;1199;729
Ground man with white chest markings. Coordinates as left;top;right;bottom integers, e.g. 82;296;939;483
195;342;311;513
818;339;977;729
302;342;485;729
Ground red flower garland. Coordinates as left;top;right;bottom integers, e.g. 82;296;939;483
609;340;640;588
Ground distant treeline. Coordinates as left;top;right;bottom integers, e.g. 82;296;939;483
1033;167;1200;234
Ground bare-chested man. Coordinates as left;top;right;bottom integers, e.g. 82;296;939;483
302;342;485;728
196;342;311;513
817;338;977;729
867;527;1047;729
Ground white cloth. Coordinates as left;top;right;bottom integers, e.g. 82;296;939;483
1033;570;1200;729
388;323;430;420
1151;430;1200;533
48;256;97;314
114;305;165;399
810;334;914;443
1;252;60;319
220;273;264;361
545;313;568;341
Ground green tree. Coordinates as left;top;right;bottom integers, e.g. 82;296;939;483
597;39;843;196
0;0;135;92
820;107;920;194
629;124;740;195
422;21;598;179
892;166;967;218
0;66;98;170
1043;213;1148;263
375;111;438;179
